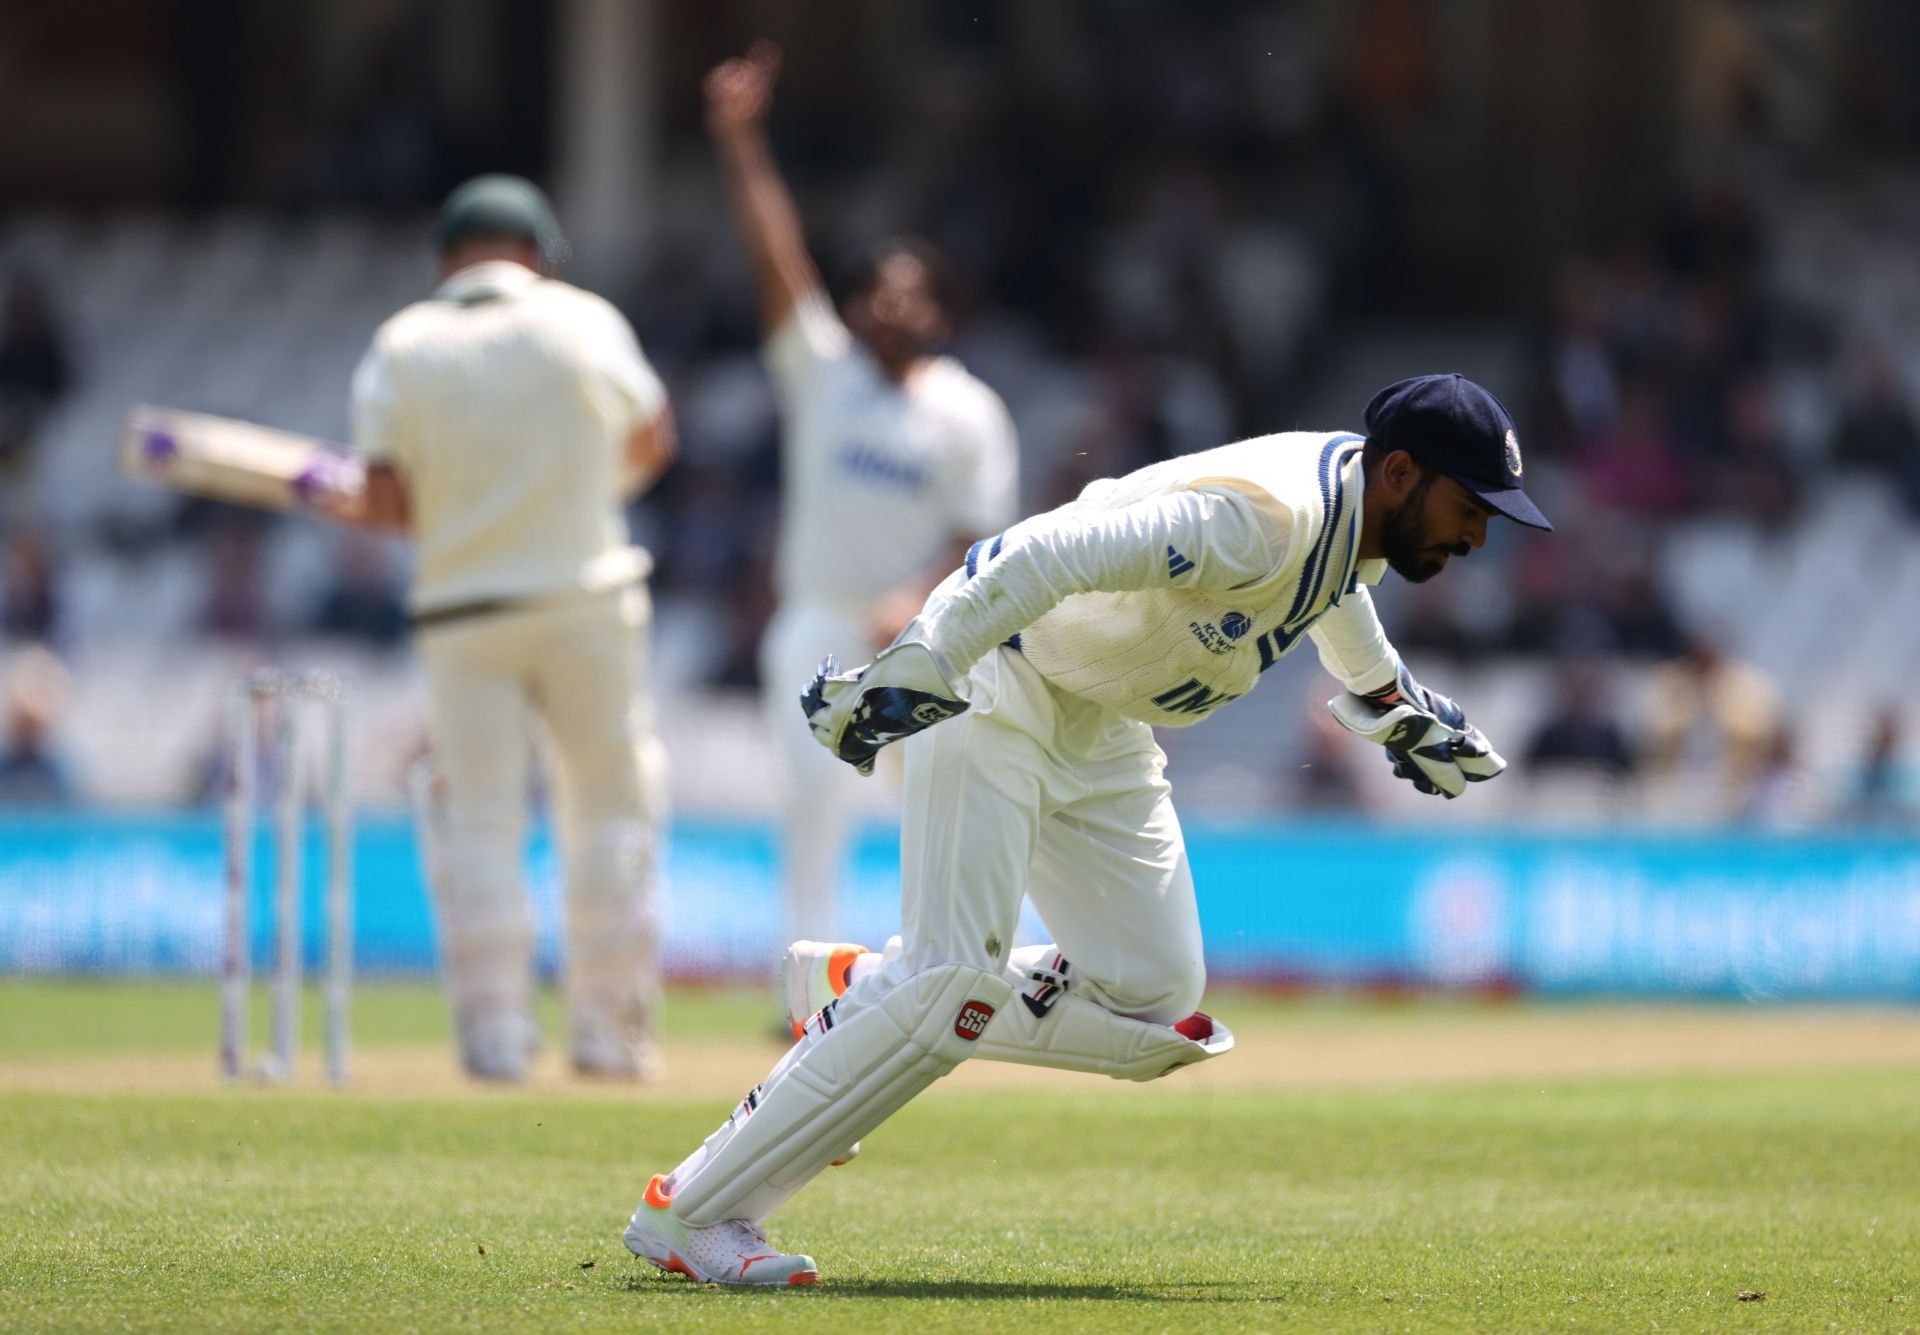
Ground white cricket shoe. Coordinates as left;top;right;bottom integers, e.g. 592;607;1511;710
571;1026;659;1081
457;1011;539;1083
781;939;870;1039
623;1175;819;1287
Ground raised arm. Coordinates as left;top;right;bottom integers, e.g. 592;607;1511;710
705;43;825;336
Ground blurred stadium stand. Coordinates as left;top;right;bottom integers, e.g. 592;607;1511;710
0;0;1915;837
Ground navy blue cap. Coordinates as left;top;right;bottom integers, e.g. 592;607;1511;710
437;175;568;267
1363;373;1552;531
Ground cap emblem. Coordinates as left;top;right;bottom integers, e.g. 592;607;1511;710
1503;428;1523;478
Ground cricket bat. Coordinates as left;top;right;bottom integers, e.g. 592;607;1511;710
119;405;367;514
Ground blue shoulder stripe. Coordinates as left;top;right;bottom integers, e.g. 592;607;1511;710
1280;434;1363;627
1323;436;1366;609
962;531;1023;652
965;538;988;579
966;531;1009;581
1313;436;1366;613
1277;448;1334;625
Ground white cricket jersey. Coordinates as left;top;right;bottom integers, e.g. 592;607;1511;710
911;431;1401;727
767;292;1017;608
351;261;667;614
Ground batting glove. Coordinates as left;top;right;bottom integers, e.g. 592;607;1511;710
1326;664;1506;799
800;641;970;776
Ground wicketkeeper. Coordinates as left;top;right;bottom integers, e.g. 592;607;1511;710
621;373;1549;1284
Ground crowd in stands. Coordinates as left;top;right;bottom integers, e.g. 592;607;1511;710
0;5;1916;827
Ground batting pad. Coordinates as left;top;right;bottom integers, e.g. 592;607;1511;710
973;989;1234;1081
412;776;534;1035
671;961;1014;1227
562;817;658;1052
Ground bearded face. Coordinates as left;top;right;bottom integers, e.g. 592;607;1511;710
1380;471;1442;582
1379;470;1477;583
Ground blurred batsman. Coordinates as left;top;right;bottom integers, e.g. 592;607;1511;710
622;374;1550;1283
330;176;675;1081
705;44;1018;953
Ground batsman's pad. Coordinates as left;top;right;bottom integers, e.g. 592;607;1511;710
439;909;535;1037
799;641;969;777
973;987;1234;1081
670;961;1013;1226
1326;666;1505;799
410;761;536;1049
563;818;659;1067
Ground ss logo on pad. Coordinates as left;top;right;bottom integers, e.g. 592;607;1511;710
953;1000;995;1040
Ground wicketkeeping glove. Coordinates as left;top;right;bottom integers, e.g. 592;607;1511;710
1326;664;1506;799
800;641;970;776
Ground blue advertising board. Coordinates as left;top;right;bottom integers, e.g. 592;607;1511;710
1;814;1916;999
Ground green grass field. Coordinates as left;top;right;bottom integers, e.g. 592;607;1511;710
2;982;1917;1333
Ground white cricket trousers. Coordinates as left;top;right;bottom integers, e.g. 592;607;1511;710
760;599;872;946
660;634;1207;1224
875;640;1206;1022
416;583;665;1066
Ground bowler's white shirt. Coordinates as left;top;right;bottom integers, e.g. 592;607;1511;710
767;292;1017;608
351;261;666;614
